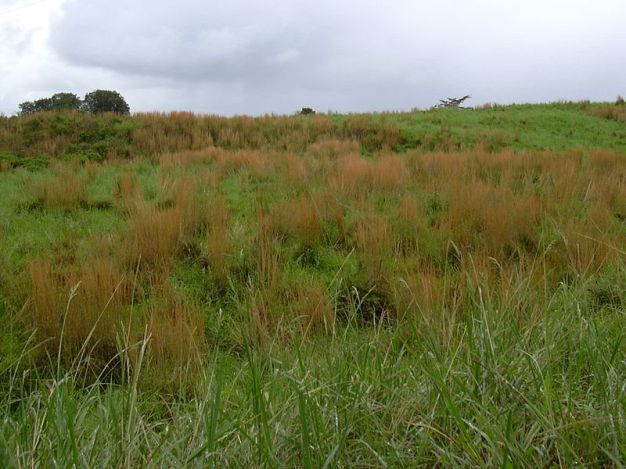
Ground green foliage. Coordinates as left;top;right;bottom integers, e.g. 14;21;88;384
0;153;49;170
19;92;81;115
81;89;130;115
18;90;130;117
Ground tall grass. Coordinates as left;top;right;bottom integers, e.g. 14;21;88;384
1;112;625;466
25;167;90;211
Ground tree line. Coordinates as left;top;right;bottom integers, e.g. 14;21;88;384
19;90;130;116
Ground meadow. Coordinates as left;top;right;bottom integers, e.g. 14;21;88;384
0;101;625;467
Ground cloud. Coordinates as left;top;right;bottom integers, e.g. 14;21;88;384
50;0;324;83
2;0;625;115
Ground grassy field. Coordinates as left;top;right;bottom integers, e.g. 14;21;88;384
0;102;625;467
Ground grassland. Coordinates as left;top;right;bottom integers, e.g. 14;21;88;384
0;102;625;467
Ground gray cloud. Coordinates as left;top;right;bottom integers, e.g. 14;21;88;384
3;0;626;115
50;0;331;84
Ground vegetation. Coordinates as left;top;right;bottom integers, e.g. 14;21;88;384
18;89;130;117
18;92;82;115
81;90;131;115
0;101;625;466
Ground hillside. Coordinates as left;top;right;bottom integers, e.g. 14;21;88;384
0;102;625;466
1;102;625;170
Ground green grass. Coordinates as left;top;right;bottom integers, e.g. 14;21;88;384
0;102;625;467
390;103;626;151
1;287;624;466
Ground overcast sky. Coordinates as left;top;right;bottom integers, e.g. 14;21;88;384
1;0;625;115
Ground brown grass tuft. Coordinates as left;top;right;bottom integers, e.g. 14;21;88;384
306;138;360;160
27;168;90;211
126;175;205;269
371;154;408;189
291;279;335;335
114;169;142;214
205;195;232;287
142;290;205;390
269;196;323;247
354;214;393;284
26;257;133;368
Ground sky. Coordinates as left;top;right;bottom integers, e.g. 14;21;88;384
1;0;625;116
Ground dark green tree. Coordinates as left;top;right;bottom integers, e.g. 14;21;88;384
49;92;81;111
81;90;130;115
18;101;38;115
18;92;81;115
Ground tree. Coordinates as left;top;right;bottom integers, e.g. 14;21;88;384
18;101;37;115
436;95;472;109
81;90;130;115
18;92;81;115
49;92;81;111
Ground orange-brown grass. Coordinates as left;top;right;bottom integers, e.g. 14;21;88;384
328;154;372;199
591;103;626;122
159;147;216;168
268;196;323;247
394;195;425;255
290;279;335;335
255;206;283;294
27;168;90;211
126;180;206;271
14;142;626;384
205;195;232;287
26;253;206;387
114;169;142;214
26;258;133;365
342;114;404;151
586;153;626;219
127;205;183;269
246;291;273;348
306;138;360;160
445;178;541;256
406;150;462;183
131;112;215;158
129;175;207;265
277;152;307;186
326;153;408;198
169;175;206;233
354;214;394;284
27;259;63;350
391;267;465;340
371;154;408;189
125;175;205;269
215;150;267;180
556;223;617;277
142;290;205;390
